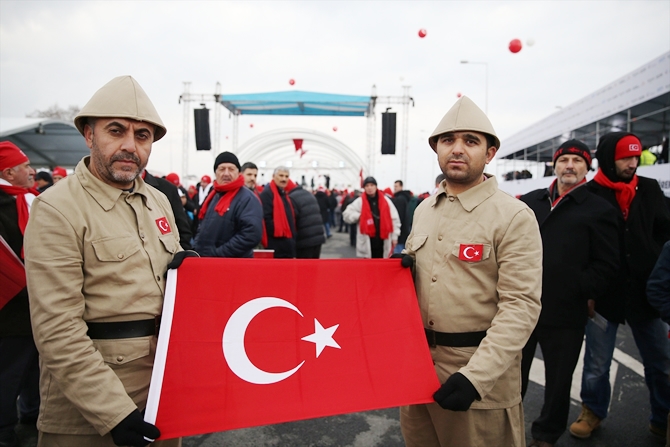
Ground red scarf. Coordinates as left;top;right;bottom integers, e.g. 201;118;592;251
198;175;245;220
359;192;393;239
0;184;39;258
252;190;268;248
549;177;586;208
593;169;638;220
270;180;294;238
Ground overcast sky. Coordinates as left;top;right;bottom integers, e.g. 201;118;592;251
1;0;668;191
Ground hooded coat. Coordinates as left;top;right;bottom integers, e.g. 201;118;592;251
288;186;326;249
587;132;670;323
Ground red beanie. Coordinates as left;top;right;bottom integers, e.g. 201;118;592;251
201;175;211;185
614;135;642;160
0;141;29;171
166;173;180;186
52;166;67;178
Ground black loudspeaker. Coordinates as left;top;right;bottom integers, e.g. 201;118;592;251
381;112;397;155
194;108;211;151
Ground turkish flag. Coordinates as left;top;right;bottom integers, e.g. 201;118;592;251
458;244;484;262
145;258;438;439
293;139;303;152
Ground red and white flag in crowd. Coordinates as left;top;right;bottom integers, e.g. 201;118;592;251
145;258;438;439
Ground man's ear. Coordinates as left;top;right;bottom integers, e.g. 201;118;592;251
485;147;497;164
83;124;94;149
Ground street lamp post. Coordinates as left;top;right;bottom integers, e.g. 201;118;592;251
460;61;488;114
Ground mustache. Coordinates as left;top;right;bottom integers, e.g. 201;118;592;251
447;155;469;162
110;153;140;165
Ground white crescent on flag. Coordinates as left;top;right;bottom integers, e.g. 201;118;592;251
223;297;306;385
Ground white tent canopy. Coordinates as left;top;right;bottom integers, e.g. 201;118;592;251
0;118;90;168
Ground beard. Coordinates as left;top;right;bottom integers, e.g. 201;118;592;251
90;138;146;186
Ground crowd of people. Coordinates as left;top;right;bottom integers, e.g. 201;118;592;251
1;76;669;447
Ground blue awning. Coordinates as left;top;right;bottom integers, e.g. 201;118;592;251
220;90;373;116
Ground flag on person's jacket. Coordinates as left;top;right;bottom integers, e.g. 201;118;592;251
145;258;438;439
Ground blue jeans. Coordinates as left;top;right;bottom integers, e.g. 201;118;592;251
581;317;670;428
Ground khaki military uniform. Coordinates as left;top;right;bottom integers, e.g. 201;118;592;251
400;176;542;447
24;157;181;445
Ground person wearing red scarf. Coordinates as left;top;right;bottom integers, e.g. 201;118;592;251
342;176;400;258
0;141;41;447
193;152;262;258
259;167;297;258
569;131;670;440
518;139;620;446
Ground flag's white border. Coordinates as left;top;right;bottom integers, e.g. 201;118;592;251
144;269;178;424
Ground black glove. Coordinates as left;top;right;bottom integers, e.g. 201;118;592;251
433;372;480;411
167;250;199;270
110;409;160;447
390;253;414;268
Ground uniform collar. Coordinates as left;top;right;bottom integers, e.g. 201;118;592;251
75;156;152;212
432;174;498;212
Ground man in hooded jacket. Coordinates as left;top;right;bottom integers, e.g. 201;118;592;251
287;180;326;258
399;96;542;447
569;131;670;440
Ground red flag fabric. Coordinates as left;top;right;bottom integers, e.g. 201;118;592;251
145;258;438;439
458;244;484;262
0;235;26;309
293;139;303;152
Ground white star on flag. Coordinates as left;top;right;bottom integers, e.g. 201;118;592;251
301;319;341;358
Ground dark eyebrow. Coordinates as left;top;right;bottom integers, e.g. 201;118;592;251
463;133;482;143
104;120;128;131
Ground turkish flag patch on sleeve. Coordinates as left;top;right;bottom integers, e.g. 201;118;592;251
155;217;171;235
458;244;484;262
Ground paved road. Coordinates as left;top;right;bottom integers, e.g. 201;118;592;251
14;231;665;446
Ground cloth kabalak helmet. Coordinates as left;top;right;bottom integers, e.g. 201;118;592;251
74;76;167;142
428;96;500;151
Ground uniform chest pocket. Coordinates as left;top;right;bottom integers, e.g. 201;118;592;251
406;234;428;252
92;236;140;262
451;242;492;263
158;233;179;254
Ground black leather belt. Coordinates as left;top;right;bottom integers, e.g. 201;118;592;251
86;317;161;339
425;328;487;348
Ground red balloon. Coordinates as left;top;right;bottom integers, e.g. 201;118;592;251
333;126;338;132
456;92;462;98
289;79;295;85
418;29;427;38
509;39;522;53
249;124;254;128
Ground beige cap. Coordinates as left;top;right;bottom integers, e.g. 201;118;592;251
428;96;499;151
74;76;167;141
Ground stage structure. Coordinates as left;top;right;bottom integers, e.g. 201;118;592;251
179;85;413;184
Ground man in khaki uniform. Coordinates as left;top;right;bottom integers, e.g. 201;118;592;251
400;96;543;447
24;76;192;447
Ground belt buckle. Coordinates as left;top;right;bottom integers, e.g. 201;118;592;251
426;329;437;348
154;315;162;337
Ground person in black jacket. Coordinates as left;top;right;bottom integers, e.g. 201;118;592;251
519;140;620;447
287;181;325;258
569;132;670;440
314;186;331;238
143;170;193;250
0;142;40;447
193;152;262;258
260;167;297;258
